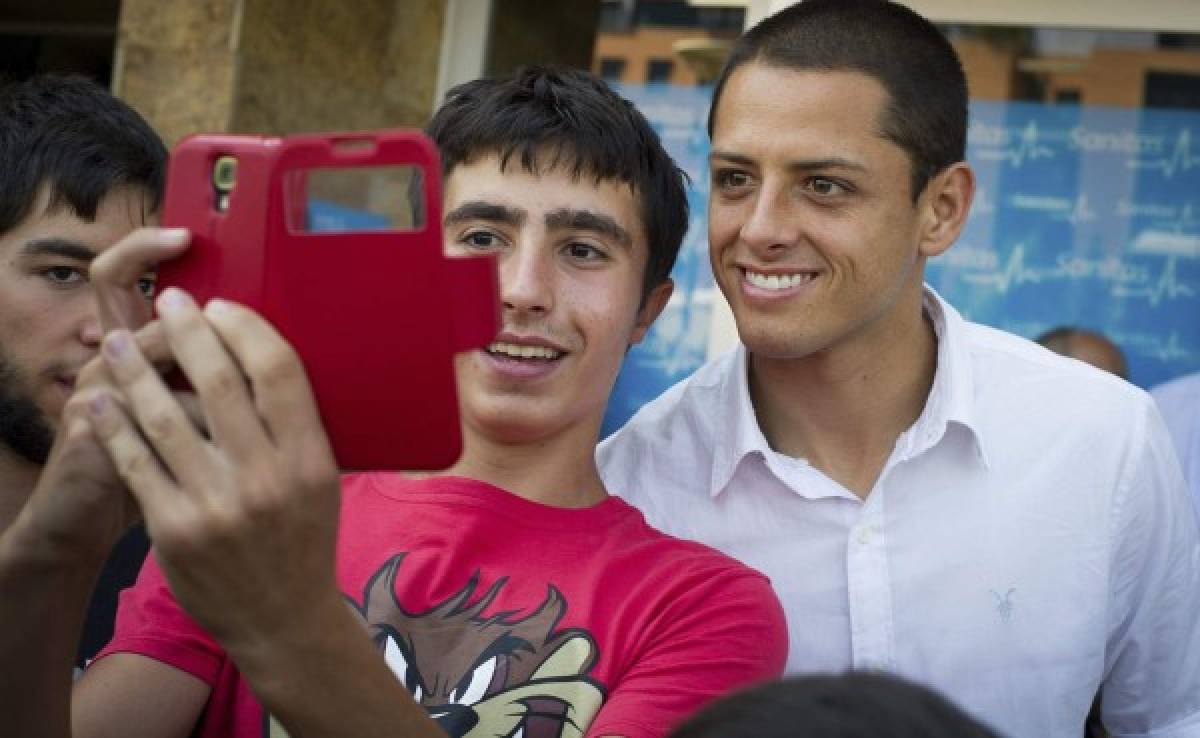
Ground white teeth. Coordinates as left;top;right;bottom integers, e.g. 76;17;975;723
745;270;815;290
487;341;562;360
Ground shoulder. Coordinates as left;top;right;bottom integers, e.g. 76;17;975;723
584;522;787;736
612;499;777;599
607;505;788;671
963;320;1152;423
598;349;739;501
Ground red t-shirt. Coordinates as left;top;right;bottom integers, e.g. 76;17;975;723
97;474;787;737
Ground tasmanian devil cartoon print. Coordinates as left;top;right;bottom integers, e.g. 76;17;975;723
265;553;606;738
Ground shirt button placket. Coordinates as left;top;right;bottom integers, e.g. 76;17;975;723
846;493;893;673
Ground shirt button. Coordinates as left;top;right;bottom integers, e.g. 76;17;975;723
856;527;872;545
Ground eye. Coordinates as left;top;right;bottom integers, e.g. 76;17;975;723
383;635;424;702
563;241;607;262
450;655;497;706
41;266;85;287
807;177;849;197
459;230;503;252
137;273;157;300
713;168;752;191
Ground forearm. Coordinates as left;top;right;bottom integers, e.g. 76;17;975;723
224;592;443;738
0;515;107;738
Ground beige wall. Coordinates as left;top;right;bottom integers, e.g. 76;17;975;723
953;39;1021;101
112;0;241;146
114;0;447;147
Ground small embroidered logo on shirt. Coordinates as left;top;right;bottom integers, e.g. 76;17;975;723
990;588;1016;622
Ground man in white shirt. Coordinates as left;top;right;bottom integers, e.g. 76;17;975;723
598;2;1200;737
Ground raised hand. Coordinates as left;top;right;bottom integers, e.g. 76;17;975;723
86;289;343;649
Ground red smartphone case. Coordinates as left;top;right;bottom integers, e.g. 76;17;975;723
157;130;498;471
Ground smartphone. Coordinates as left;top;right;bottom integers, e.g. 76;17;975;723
156;129;499;471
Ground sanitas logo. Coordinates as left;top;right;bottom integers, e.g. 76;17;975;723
1069;126;1165;155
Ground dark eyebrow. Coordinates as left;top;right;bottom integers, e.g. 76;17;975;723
710;150;868;174
444;201;526;228
20;238;97;262
545;208;632;249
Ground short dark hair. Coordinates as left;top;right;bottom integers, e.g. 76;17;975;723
426;66;688;301
0;75;166;236
709;0;967;201
669;673;1001;738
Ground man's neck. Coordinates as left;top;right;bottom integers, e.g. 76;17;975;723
749;295;938;499
441;420;608;509
0;447;41;531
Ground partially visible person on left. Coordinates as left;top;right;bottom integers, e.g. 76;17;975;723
0;74;165;669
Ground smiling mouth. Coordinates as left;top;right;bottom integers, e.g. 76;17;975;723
742;268;818;291
486;341;564;361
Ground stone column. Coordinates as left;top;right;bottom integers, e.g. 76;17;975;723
114;0;447;147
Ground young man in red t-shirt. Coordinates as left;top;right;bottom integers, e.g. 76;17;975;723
1;67;786;738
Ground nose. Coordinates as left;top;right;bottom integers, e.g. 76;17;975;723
80;311;104;348
427;703;480;737
500;241;553;316
739;182;798;258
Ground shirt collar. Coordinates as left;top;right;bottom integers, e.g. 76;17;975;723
709;345;774;498
908;286;992;469
707;285;991;498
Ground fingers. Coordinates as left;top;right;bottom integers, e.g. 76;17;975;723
59;393;143;528
90;227;191;331
202;299;332;460
77;321;210;436
154;289;271;458
79;321;173;386
83;389;178;529
98;329;209;490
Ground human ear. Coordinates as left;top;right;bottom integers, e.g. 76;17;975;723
917;162;975;259
630;278;674;346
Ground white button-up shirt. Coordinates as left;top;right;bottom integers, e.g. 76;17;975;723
598;289;1200;738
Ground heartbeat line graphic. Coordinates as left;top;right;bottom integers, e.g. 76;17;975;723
962;245;1195;305
1112;330;1196;363
1112;257;1197;306
962;244;1045;292
1131;229;1200;258
975;121;1055;168
1067;194;1097;225
1146;332;1193;363
1130;129;1200;179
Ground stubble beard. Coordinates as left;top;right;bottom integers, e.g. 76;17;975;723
0;350;54;465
